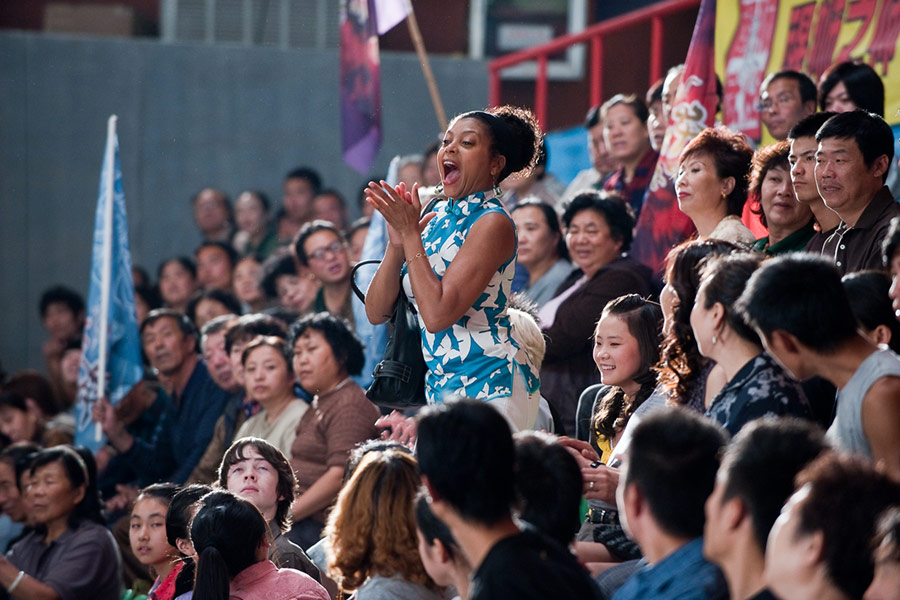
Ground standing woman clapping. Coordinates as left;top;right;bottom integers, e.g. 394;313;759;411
365;106;544;431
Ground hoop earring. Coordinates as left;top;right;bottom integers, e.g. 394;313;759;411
434;182;444;195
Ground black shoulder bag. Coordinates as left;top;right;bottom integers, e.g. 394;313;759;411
351;259;427;410
350;198;439;409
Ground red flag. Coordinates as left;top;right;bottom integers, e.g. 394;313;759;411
631;0;718;275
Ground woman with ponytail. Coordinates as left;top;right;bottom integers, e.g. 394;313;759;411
191;490;327;600
364;106;544;432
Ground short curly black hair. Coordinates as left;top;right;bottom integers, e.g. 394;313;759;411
287;312;365;376
561;191;635;253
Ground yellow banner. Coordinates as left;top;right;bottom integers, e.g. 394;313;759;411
716;0;900;142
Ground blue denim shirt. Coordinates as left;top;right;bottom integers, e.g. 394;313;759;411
612;538;727;600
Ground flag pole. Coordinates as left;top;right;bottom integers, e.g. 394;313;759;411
405;4;447;131
96;114;117;441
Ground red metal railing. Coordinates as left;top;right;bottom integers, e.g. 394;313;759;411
488;0;701;126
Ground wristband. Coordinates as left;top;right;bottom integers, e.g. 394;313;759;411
8;570;25;593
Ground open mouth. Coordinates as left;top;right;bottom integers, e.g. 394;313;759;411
442;161;460;185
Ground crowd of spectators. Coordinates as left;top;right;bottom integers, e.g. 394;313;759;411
2;57;900;600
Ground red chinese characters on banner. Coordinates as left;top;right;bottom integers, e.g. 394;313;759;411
807;0;845;77
722;0;779;141
871;0;900;75
836;0;877;64
782;2;817;71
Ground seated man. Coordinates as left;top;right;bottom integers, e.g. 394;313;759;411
817;110;900;275
95;309;228;484
757;70;817;141
294;221;355;326
561;105;617;206
613;407;728;600
788;112;842;253
737;254;900;480
704;418;828;600
765;453;900;600
416;399;602;599
219;437;320;582
192;187;233;242
195;240;238;292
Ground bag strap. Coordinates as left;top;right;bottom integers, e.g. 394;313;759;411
349;196;442;305
350;259;381;304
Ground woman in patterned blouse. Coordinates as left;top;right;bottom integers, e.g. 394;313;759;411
364;106;543;431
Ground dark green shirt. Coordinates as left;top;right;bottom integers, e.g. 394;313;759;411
753;219;815;255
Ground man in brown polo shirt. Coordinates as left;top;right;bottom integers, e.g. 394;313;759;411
818;110;900;275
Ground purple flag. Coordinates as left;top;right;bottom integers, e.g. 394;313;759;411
341;0;382;173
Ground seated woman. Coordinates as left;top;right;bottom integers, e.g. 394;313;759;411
818;60;885;115
601;94;659;219
288;313;380;550
842;270;900;354
191;490;328;600
233;190;279;261
691;253;809;434
234;336;309;458
186;289;243;330
584;295;662;464
655;239;739;413
676;127;756;246
510;200;572;307
158;257;199;315
129;483;181;600
1;446;122;600
233;256;268;313
539;191;653;432
326;447;440;600
0;392;70;448
750;141;815;255
414;493;470;600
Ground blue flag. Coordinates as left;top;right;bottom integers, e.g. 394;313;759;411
75;116;143;451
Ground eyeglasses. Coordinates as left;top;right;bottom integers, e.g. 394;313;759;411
757;94;798;112
307;241;345;262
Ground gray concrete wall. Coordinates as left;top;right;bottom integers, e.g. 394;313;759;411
0;31;487;375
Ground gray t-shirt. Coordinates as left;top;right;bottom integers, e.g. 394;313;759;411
827;348;900;458
7;519;122;600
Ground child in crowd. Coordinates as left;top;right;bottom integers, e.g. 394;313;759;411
130;484;182;600
589;295;662;463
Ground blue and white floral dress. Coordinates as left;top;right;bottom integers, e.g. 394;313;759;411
402;190;540;423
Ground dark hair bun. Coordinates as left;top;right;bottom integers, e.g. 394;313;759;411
491;105;542;182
